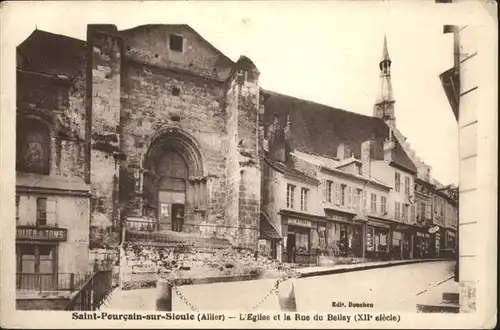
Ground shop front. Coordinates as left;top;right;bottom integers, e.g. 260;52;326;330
413;230;431;259
391;223;413;260
442;229;457;258
280;211;327;265
324;211;363;258
365;217;391;261
428;225;441;258
16;226;68;292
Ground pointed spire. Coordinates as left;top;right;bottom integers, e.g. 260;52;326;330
381;34;390;62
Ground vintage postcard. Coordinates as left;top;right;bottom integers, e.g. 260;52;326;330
0;0;497;329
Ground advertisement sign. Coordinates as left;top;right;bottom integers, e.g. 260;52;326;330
366;227;374;251
16;226;67;242
161;203;170;216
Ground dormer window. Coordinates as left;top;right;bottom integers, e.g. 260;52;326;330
169;34;184;52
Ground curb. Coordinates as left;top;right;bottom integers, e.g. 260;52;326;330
121;258;454;290
298;258;453;279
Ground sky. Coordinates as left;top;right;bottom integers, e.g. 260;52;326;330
3;0;489;186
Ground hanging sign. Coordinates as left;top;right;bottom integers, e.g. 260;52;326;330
428;226;439;234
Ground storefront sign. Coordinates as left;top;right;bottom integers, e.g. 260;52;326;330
288;218;313;228
429;226;439;234
328;214;350;223
16;227;67;242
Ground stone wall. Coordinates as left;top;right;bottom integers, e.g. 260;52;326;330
121;241;281;286
17;298;70;311
87;25;122;247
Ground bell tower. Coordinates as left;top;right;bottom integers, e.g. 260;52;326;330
374;35;396;128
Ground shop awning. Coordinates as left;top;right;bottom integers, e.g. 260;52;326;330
260;212;282;240
367;218;391;229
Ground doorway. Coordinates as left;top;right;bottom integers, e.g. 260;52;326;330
158;190;185;232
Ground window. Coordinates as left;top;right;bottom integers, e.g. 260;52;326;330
395;172;401;192
36;197;47;226
169;34;184;52
300;188;308;212
334;183;340;204
402;204;409;222
370;193;377;213
16;119;51;175
395;202;401;221
419;202;426;220
381;196;387;214
286;184;295;209
347;186;352;207
325;180;333;203
16;196;20;223
16;244;57;291
356;164;362;175
411;204;416;223
404;176;410;196
340;185;346;206
355;189;362;211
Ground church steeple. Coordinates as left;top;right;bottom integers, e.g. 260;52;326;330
374;35;396;127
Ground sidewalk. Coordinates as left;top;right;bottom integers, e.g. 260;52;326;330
121;258;452;290
295;258;451;278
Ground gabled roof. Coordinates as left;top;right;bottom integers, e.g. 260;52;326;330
118;24;235;66
262;91;417;174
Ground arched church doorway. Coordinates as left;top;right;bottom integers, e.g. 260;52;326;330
142;128;206;233
156;150;188;232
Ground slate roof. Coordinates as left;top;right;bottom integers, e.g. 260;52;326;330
17;29;86;75
262;91;417;174
264;151;319;184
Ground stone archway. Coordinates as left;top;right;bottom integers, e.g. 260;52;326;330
141;128;206;232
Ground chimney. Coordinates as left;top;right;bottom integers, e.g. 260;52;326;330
267;116;286;162
361;139;375;176
383;137;395;162
337;143;346;160
284;115;292;141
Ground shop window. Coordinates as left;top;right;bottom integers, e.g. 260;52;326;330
370;193;377;213
395;172;401;192
169;34;184;52
296;231;309;253
381;196;387;214
286;184;295;209
16;118;51;175
300;188;309;212
36;197;47;226
16;244;57;291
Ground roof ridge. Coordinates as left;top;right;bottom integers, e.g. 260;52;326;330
262;89;382;122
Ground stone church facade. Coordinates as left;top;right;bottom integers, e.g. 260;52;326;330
15;24;264;284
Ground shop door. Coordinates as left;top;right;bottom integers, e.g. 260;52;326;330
171;203;184;232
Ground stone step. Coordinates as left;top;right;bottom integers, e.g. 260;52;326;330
416;302;459;313
442;292;459;304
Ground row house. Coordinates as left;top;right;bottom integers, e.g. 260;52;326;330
291;149;392;260
15;30;92;308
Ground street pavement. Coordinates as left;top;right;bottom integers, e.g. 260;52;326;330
102;260;455;312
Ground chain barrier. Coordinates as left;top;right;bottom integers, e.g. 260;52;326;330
161;266;302;312
250;267;302;310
